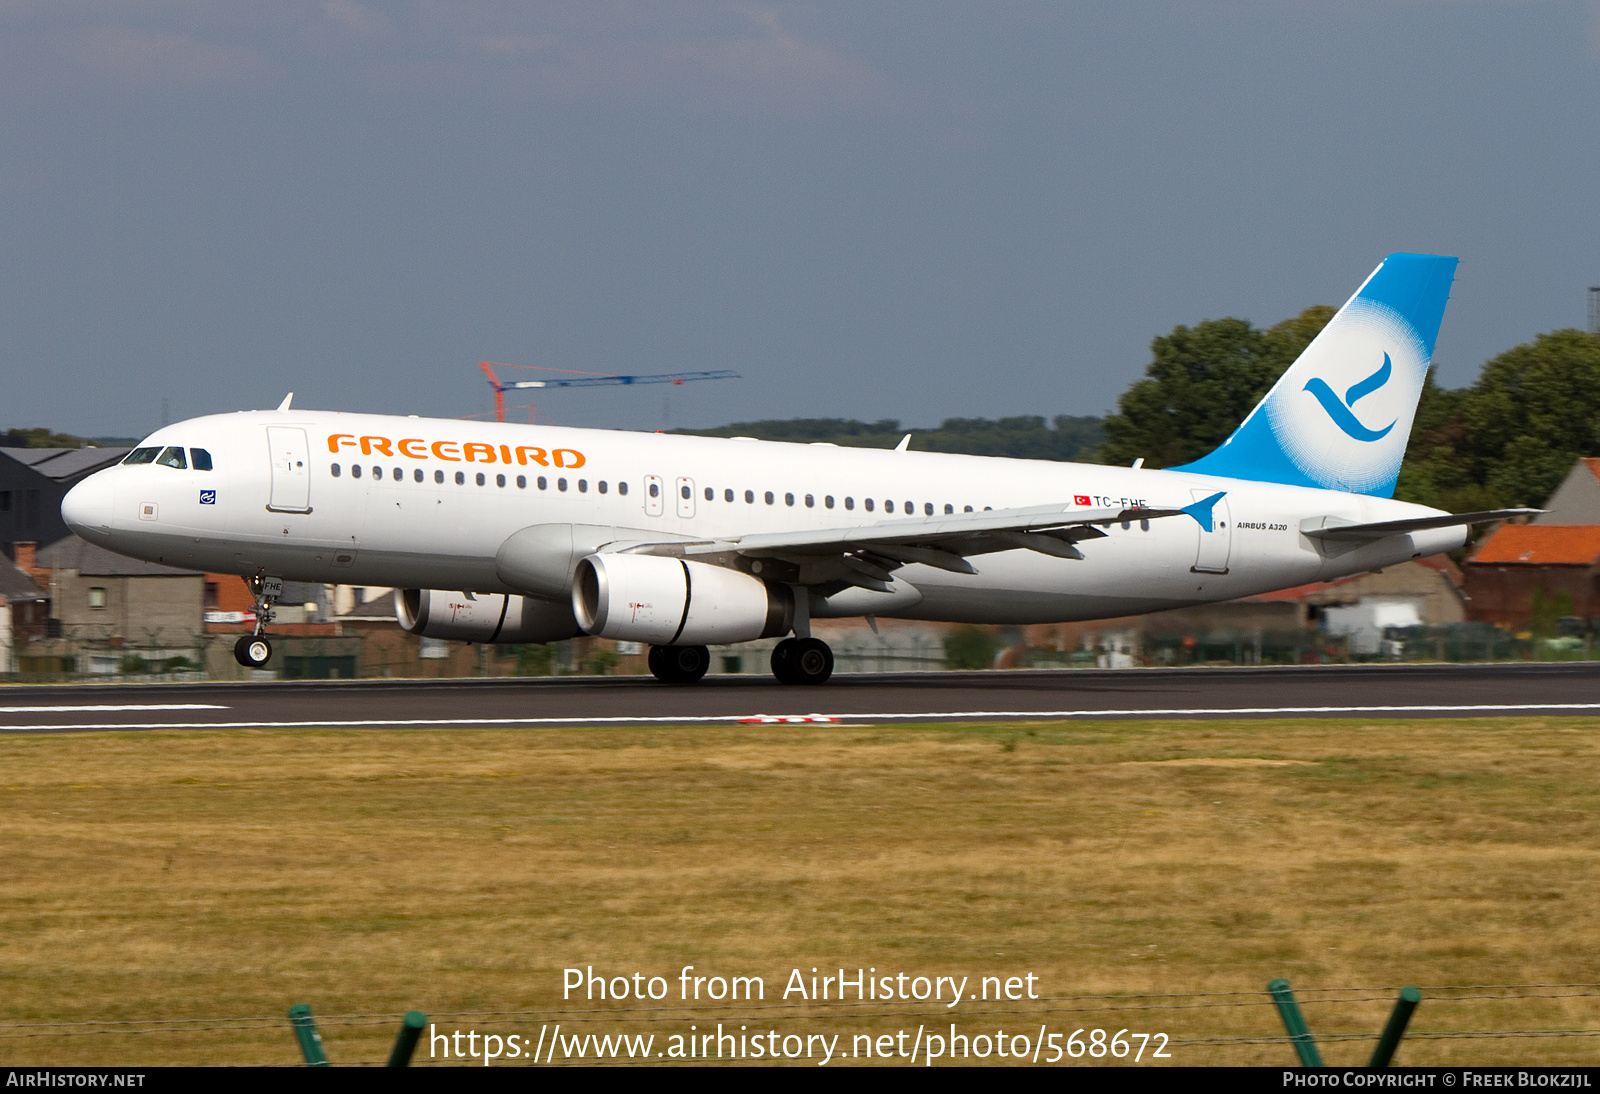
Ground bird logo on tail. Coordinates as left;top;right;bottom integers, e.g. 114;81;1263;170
1301;354;1396;442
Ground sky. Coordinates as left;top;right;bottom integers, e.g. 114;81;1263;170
3;1;1598;439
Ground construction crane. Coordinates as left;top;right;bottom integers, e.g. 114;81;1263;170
478;362;740;424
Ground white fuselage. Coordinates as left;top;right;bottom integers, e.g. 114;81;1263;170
61;409;1464;625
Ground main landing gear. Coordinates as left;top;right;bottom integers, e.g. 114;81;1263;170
770;637;833;686
647;644;710;684
233;574;283;668
645;637;835;685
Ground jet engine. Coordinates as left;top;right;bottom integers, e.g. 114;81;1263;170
572;554;792;645
395;588;581;644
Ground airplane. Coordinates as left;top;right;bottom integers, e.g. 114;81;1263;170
60;252;1532;685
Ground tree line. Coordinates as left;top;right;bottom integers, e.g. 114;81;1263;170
682;312;1600;512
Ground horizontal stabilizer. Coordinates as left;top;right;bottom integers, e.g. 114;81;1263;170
1300;508;1541;542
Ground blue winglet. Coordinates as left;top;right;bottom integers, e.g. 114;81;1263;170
1182;491;1226;533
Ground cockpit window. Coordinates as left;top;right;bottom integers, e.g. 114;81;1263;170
190;448;213;471
123;447;160;465
155;446;188;470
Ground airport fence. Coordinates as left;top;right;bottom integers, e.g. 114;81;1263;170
4;982;1598;1067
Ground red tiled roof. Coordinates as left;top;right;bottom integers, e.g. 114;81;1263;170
1242;554;1462;603
1470;524;1600;566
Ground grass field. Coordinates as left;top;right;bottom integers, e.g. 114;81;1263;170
2;716;1598;1067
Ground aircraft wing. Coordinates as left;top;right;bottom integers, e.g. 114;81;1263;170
1300;508;1541;542
614;494;1224;588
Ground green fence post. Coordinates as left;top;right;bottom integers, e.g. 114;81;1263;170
1368;986;1422;1067
1267;978;1324;1067
288;1003;330;1066
388;1011;427;1067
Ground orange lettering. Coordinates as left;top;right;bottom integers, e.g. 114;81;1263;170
431;440;461;461
398;438;427;458
553;448;585;469
500;444;512;464
360;436;393;456
463;442;496;463
327;434;358;453
515;446;548;467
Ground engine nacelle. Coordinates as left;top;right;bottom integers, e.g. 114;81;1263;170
572;554;792;645
395;589;581;644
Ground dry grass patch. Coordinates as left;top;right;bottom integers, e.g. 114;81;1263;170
1;717;1598;1065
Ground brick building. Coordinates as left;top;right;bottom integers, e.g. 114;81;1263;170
1462;525;1600;629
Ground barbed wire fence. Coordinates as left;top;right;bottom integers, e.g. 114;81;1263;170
4;983;1599;1066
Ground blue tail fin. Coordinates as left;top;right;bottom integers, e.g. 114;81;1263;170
1174;252;1458;496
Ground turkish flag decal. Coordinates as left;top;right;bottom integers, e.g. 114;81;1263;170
1074;495;1091;506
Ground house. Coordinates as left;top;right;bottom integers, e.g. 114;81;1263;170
1023;555;1468;662
1533;459;1600;525
22;535;204;674
0;447;130;560
0;551;49;674
1462;524;1600;629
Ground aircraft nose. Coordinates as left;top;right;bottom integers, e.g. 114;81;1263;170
61;472;115;538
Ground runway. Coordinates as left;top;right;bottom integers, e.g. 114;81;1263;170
2;661;1600;733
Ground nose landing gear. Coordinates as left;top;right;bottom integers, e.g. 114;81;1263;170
233;574;283;668
234;634;272;668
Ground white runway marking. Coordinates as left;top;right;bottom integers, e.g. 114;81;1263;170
0;704;227;714
4;702;1600;732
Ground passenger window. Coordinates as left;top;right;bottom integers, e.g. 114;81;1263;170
648;482;659;498
455;471;465;485
123;447;160;465
745;490;754;503
680;485;689;499
764;491;775;505
944;504;953;514
189;448;213;471
724;488;734;502
435;470;445;484
704;487;713;501
476;472;486;486
618;481;628;496
784;493;794;506
413;469;423;483
825;495;834;509
393;467;403;482
331;464;341;477
538;476;548;490
865;499;874;512
579;479;588;493
353;465;363;479
598;481;607;494
558;478;568;491
372;465;382;478
924;503;933;515
496;474;506;487
517;475;527;489
964;505;974;512
805;494;815;508
156;446;187;470
845;497;854;510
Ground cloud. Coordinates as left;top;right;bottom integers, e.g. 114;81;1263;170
70;24;272;83
321;0;393;38
459;4;890;113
